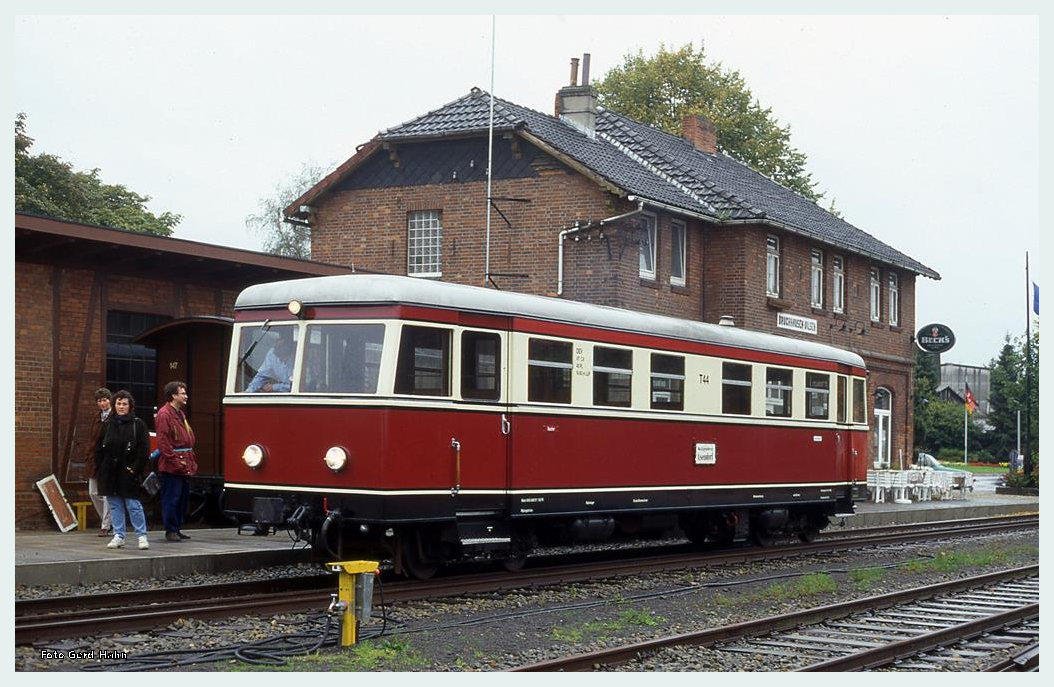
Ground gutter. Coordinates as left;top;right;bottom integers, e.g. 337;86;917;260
558;197;645;296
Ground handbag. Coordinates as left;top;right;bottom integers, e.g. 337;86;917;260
141;471;160;496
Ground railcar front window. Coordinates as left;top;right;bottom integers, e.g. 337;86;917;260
765;367;793;417
235;324;299;393
651;354;684;411
528;338;572;404
593;346;632;407
722;362;752;415
805;372;831;420
300;324;384;394
395;326;451;396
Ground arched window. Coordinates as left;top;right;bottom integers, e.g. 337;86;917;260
872;387;892;468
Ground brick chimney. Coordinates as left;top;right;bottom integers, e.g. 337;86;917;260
681;114;717;154
555;53;597;138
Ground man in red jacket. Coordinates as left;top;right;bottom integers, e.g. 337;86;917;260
156;380;197;542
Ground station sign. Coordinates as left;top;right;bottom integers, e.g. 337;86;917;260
915;323;956;353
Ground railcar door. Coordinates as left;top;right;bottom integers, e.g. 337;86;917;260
448;322;513;546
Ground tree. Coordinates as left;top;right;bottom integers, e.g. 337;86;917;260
15;113;181;236
912;348;941;450
245;162;329;259
595;43;820;201
986;331;1039;469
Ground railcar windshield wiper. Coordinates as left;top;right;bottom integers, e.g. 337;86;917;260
237;319;272;368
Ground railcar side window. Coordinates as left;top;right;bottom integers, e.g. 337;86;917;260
765;367;793;417
301;324;384;394
852;378;866;424
836;375;848;423
461;331;501;401
395;326;450;396
722;362;752;415
593;346;632;407
528;338;572;404
235;324;299;393
650;354;684;411
805;372;831;420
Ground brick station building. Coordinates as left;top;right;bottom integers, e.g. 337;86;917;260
14;212;350;529
285;60;939;472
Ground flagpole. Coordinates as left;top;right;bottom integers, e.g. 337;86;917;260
963;394;968;467
1023;251;1033;484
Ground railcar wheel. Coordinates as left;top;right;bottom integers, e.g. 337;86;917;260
752;528;776;547
502;555;527;572
400;532;439;580
798;527;820;543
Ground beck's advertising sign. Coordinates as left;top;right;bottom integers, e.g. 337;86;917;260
915;323;956;353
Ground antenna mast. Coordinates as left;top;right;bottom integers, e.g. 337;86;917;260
484;15;496;285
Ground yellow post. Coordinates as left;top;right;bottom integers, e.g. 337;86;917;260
327;560;379;647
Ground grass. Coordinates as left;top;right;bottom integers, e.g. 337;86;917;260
551;607;665;643
848;566;887;590
939;462;1007;474
223;638;428;672
713;572;838;606
902;545;1035;574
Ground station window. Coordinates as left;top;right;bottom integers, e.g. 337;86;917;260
870;268;881;321
670;221;686;286
461;331;501;401
722;362;753;415
888;273;900;326
836;375;848;423
805;372;831;420
593;346;632;407
395;325;450;396
639;214;657;280
766;236;781;297
528;338;572;404
765;367;793;417
832;256;845;314
650;353;685;411
810;250;824;309
852;378;867;424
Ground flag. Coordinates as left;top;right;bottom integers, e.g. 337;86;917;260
964;382;977;414
1034;282;1040;315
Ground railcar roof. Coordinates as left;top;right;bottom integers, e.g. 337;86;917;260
236;274;865;369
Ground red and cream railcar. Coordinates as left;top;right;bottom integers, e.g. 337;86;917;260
222;274;869;577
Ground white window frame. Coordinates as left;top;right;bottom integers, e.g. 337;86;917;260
639;214;657;280
670;220;686;287
407;210;443;277
831;255;845;314
766;235;780;297
869;268;881;321
810;249;824;308
888;272;900;326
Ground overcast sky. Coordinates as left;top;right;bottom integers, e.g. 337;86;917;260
12;11;1041;368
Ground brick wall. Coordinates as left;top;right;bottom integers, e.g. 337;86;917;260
14;262;241;530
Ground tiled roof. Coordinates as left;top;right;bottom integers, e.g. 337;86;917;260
379;88;939;279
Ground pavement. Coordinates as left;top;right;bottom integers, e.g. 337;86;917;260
13;490;1039;587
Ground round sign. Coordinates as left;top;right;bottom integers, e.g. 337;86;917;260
915;323;956;353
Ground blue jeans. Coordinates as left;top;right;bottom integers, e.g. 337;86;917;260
160;473;190;533
107;496;147;538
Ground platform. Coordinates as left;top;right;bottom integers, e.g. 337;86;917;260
14;526;314;587
13;491;1039;588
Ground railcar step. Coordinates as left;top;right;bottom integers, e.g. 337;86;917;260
460;537;512;545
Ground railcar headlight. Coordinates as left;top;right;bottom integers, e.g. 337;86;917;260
242;444;265;469
324;446;348;472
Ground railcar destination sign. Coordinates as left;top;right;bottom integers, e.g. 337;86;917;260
915;323;956;353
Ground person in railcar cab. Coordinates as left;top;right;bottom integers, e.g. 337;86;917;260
247;333;295;392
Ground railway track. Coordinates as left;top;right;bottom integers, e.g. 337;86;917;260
16;514;1037;646
512;566;1039;671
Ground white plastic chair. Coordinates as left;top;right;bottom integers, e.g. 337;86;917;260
874;470;893;503
933;471;952;500
867;470;877;501
912;470;934;501
890;471;912;503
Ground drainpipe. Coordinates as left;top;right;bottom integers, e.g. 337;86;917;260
558;196;644;296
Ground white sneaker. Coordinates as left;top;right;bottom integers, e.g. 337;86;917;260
138;536;149;550
107;535;125;549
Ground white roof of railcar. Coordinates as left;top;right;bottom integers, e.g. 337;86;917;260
236;274;865;368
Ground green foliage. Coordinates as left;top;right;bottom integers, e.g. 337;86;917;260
916;398;985;455
986;332;1039;473
15;113;180;236
245;161;328;258
848;566;886;590
913;349;942;448
595;43;819;201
